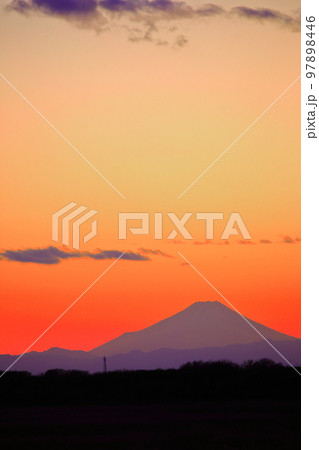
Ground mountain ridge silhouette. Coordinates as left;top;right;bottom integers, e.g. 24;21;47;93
0;301;300;374
92;301;297;356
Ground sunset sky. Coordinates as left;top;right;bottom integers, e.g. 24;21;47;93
0;0;300;354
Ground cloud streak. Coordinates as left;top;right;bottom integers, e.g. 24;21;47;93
5;1;300;44
0;246;149;264
171;237;300;246
138;247;175;258
6;0;224;33
231;6;300;32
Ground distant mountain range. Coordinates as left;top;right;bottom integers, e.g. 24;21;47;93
0;301;300;374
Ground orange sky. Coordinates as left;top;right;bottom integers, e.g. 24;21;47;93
0;0;300;354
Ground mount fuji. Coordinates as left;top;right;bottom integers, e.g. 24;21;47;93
0;301;300;374
92;301;297;356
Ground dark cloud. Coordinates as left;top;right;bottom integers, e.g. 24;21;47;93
7;0;107;30
231;6;300;32
100;0;133;12
6;1;299;45
8;0;98;15
6;0;224;23
0;246;149;264
87;249;149;260
32;0;97;15
6;0;225;42
99;0;224;19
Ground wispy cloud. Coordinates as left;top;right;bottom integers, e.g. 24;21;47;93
0;246;150;264
5;1;300;45
231;6;300;32
170;237;300;246
283;236;296;244
138;247;175;258
6;0;224;38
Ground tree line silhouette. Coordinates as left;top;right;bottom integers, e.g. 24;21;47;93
0;359;300;406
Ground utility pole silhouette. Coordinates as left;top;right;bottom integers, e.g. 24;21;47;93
103;356;107;373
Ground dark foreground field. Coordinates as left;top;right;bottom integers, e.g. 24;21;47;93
0;360;300;449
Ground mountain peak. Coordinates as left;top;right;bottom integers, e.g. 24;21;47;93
183;300;231;313
189;300;226;307
92;300;296;356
